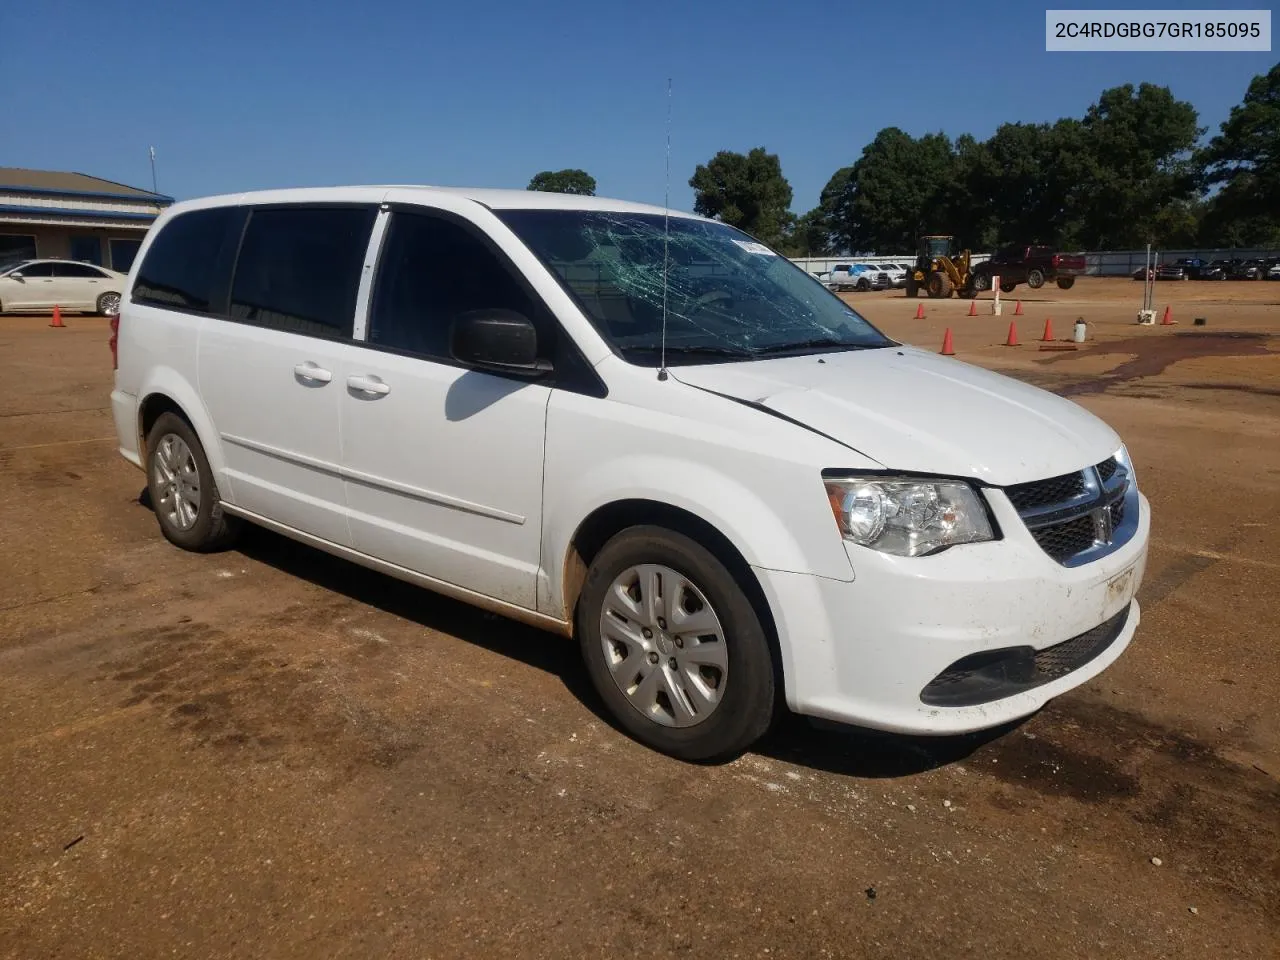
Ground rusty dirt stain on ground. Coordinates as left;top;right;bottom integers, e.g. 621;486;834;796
1038;331;1275;396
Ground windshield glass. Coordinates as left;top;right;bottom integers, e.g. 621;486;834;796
497;210;893;365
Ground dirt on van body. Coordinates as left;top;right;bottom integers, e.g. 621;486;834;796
2;281;1278;959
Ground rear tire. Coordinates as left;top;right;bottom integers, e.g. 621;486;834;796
1056;276;1075;290
577;526;775;762
1000;281;1017;293
96;291;121;316
145;412;241;552
905;275;919;297
1027;268;1046;289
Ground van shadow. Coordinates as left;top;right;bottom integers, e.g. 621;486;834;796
227;519;1018;780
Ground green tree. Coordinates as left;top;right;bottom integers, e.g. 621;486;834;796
527;169;597;195
1072;83;1201;247
780;208;833;257
1197;63;1280;246
821;129;957;254
689;147;794;247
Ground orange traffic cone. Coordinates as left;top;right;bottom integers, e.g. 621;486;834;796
940;328;955;355
1161;305;1174;325
1014;300;1024;316
1041;317;1054;342
915;302;926;320
967;299;978;317
1004;322;1020;347
49;305;64;328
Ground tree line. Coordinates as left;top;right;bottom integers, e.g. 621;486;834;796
530;63;1278;256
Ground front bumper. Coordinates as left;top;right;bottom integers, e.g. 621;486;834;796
755;492;1150;735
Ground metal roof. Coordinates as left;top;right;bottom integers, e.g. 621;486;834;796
0;167;172;203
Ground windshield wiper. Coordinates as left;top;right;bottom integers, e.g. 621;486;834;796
750;338;883;356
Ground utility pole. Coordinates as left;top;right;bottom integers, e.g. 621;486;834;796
149;146;158;196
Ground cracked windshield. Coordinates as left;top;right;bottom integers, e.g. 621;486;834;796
498;210;893;365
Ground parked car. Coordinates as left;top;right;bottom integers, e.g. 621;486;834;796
1133;263;1186;281
112;186;1149;761
1226;259;1264;280
872;262;908;288
969;244;1086;292
0;259;125;315
1170;258;1207;279
1267;259;1280;280
824;263;890;292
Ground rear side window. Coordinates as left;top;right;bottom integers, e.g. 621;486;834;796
368;211;543;361
133;208;235;312
230;206;374;339
56;262;107;278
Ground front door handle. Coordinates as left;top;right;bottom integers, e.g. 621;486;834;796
293;361;333;383
347;374;390;397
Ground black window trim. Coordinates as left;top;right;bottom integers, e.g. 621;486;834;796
353;203;607;398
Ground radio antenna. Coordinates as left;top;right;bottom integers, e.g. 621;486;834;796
658;77;672;382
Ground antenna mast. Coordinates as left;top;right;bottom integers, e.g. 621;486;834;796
658;78;672;382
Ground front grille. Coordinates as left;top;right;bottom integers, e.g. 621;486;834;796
1032;514;1096;562
1005;471;1087;512
1001;456;1133;566
920;605;1131;706
1110;499;1125;527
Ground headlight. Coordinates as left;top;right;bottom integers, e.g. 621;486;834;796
823;477;994;557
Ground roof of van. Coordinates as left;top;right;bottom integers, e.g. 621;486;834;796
171;185;704;219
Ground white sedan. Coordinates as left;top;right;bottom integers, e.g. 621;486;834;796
0;259;126;315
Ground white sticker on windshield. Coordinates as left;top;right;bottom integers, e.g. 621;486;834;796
732;239;777;256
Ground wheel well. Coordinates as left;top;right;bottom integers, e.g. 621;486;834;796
564;499;784;691
138;393;191;459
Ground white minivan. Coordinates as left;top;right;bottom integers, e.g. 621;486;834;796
111;186;1149;760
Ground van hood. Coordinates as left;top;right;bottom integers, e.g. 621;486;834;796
672;346;1119;486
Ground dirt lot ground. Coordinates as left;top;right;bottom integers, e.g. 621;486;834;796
2;278;1278;959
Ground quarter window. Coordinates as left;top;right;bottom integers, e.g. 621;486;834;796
368;211;543;360
134;208;237;312
230;206;374;339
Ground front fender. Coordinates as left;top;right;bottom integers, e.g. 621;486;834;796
539;453;855;622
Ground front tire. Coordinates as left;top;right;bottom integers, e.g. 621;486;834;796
1056;276;1075;290
926;271;953;299
577;526;775;761
1027;268;1046;289
145;412;241;552
1000;281;1017;293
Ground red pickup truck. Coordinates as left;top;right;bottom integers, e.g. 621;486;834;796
970;245;1087;293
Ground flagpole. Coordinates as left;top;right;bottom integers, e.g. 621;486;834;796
149;146;158;196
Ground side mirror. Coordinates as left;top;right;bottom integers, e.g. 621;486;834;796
8;271;23;280
450;309;551;376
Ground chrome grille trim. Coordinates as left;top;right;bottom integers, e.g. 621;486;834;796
1002;457;1139;567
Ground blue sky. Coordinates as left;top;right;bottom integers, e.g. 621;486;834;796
2;0;1273;212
